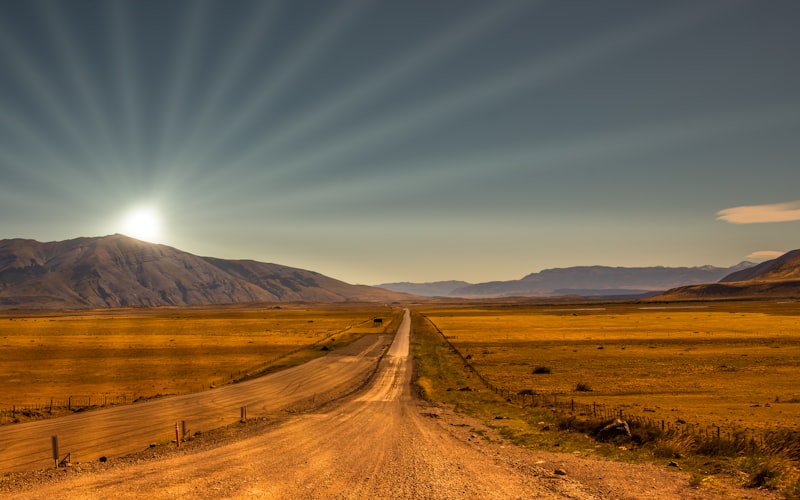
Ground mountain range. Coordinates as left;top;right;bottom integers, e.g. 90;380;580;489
2;234;798;309
378;263;754;298
0;235;408;309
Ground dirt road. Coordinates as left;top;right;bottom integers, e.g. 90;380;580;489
2;310;775;499
0;332;392;473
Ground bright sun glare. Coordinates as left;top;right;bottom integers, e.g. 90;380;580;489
121;207;161;242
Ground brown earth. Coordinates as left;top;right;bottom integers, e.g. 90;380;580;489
0;311;779;499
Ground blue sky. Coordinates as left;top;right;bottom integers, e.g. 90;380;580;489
1;0;799;284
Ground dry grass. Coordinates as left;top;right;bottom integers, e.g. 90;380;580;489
0;304;402;410
418;301;800;431
411;303;800;495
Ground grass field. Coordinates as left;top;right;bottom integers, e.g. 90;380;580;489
410;302;800;495
417;301;800;431
0;304;402;411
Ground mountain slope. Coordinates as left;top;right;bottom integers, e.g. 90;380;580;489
0;235;408;309
448;263;754;298
654;249;800;300
720;249;800;282
375;281;472;297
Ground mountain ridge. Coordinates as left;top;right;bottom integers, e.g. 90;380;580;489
445;263;754;298
654;249;800;300
0;235;409;309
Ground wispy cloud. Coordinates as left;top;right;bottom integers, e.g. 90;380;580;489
746;250;784;261
717;201;800;224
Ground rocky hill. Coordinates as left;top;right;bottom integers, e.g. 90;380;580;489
445;263;754;298
0;235;409;309
654;249;800;300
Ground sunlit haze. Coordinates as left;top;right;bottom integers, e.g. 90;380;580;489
121;206;161;243
1;0;799;284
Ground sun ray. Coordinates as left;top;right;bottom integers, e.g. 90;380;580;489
189;94;800;223
219;0;736;188
36;1;125;173
0;16;110;174
153;0;215;166
235;1;537;162
108;0;143;170
170;0;370;171
158;0;283;169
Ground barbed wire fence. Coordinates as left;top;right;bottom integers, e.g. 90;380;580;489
417;312;799;461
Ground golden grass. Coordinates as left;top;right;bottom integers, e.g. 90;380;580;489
417;301;800;431
0;304;402;408
411;303;800;495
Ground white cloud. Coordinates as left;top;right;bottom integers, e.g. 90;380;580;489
746;250;784;261
717;201;800;224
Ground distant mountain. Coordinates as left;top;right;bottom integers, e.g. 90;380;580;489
655;249;800;300
447;263;755;298
376;280;472;297
0;235;409;309
720;249;800;282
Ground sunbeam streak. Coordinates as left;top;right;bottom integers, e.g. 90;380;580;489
1;0;799;284
217;0;736;187
157;0;283;168
185;1;538;167
0;17;110;173
169;0;371;172
108;0;143;169
154;0;215;166
37;1;125;172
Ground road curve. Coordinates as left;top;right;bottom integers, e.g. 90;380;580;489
0;330;392;473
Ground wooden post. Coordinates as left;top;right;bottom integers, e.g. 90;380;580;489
175;423;181;447
51;436;59;468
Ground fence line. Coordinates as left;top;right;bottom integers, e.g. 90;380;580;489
418;313;799;460
1;393;136;415
3;315;393;416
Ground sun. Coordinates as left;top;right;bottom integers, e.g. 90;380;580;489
121;207;161;242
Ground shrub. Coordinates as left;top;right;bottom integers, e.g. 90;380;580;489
532;366;551;374
574;382;592;392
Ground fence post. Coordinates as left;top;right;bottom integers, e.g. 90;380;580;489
175;423;181;447
51;436;59;469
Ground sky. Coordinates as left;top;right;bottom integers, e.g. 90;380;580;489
1;0;799;285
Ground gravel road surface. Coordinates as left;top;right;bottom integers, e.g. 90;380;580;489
1;310;778;499
0;332;391;473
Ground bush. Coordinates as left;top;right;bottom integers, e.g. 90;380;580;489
574;382;592;392
532;366;551;374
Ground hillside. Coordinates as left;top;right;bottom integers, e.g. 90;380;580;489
720;249;800;282
654;249;800;300
447;263;754;298
0;235;409;309
375;280;472;297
